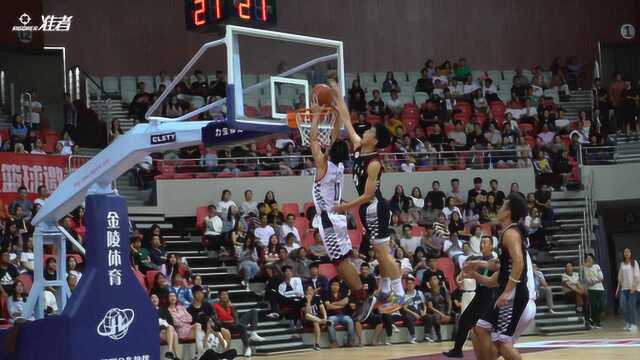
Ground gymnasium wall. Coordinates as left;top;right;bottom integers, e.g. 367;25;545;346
584;164;640;202
41;0;640;77
155;167;536;217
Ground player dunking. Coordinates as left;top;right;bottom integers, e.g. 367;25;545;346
307;94;372;317
330;81;406;313
464;193;536;360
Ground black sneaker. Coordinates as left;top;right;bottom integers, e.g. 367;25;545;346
164;351;176;359
442;350;464;358
313;343;321;351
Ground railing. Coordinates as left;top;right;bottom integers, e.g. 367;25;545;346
70;66;112;129
156;148;532;176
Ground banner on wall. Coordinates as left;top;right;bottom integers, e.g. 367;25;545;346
0;153;68;203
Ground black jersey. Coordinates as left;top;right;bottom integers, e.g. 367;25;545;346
352;149;384;201
497;223;535;300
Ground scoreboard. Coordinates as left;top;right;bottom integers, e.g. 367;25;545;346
185;0;277;31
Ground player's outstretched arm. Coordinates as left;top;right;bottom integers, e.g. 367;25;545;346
328;79;361;148
334;160;380;213
309;96;327;177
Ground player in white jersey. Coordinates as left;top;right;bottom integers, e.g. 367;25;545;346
308;94;370;308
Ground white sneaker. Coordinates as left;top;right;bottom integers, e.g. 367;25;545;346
266;312;279;319
624;323;631;331
424;335;435;343
384;341;392;346
549;309;557;314
392;324;399;333
244;347;252;357
408;337;417;344
250;332;266;342
629;325;638;332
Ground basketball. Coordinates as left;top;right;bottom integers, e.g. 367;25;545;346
312;83;334;106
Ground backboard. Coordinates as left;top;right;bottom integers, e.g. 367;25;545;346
146;25;345;134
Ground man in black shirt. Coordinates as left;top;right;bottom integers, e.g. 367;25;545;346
306;263;329;299
359;263;377;295
428;123;447;150
534;184;554;222
467;177;487;206
421;257;448;292
593;78;611;134
488;179;506;208
425;181;447;210
209;70;227;98
188;285;218;326
368;90;385;117
415;68;434;94
0;250;19;296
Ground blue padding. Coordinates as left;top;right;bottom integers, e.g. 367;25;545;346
0;194;160;360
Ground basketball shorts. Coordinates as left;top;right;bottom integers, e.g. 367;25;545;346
359;198;391;245
476;298;536;344
314;210;353;263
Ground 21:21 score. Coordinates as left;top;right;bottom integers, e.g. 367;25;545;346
192;0;273;26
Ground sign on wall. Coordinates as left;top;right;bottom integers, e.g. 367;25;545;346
621;24;636;39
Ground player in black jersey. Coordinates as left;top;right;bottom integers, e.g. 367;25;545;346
464;193;536;360
443;236;497;358
330;81;406;314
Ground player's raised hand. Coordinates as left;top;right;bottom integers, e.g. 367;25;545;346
309;93;325;115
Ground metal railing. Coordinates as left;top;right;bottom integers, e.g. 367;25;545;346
157;148;532;176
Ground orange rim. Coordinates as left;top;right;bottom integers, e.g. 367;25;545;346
286;107;337;129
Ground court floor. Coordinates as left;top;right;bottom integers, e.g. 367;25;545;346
271;320;639;360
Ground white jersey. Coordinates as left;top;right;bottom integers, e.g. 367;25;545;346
312;161;344;213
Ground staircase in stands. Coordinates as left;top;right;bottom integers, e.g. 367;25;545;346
608;134;640;164
558;89;592;121
89;99;135;131
534;190;592;334
130;213;313;356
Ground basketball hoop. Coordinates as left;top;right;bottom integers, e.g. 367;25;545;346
287;108;337;147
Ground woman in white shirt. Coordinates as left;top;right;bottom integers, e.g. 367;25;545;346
202;205;224;256
8;280;33;322
409;187;424;209
583;254;605;328
561;262;586;313
217;189;237;216
394;248;413;275
66;256;82;281
616;248;640;332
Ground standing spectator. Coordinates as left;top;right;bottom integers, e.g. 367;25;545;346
9;115;29;149
423;274;452;342
534;184;554;222
0;250;19;296
454;58;471;81
349;80;367;113
217;190;237;217
425;181;447;210
562;263;587;313
620;81;639;136
583;254;605;328
27;91;43;130
401;276;427;344
324;279;355;347
448;178;468;206
390;185;408;213
129;82;152;122
63;92;78;135
10;186;33;221
609;72;625;130
213;289;266;357
303;285;329;351
532;263;556;313
616;248;640;332
467;177;487;206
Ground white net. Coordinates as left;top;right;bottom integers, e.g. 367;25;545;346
291;109;337;147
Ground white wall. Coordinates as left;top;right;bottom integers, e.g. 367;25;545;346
584;164;640;202
156;168;536;217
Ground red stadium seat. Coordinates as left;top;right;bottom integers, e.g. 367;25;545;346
258;171;277;177
520;123;534;135
367;115;382;125
496;162;514;169
259;106;272;116
403;117;418;133
302;231;315;249
0;294;8;322
319;264;337;280
282;203;300;217
416;166;434;172
195;173;215;179
238;171;256;177
133;267;148;293
478;223;493;236
347;229;363;248
410;226;426;237
146;270;160;289
303;202;315;217
245;105;259;117
16;273;33;293
196;206;208;230
294;217;309;233
216;172;234;178
435;257;457;291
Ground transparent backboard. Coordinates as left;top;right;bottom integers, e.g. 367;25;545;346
145;25;345;134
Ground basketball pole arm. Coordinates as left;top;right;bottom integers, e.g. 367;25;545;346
57;225;86;255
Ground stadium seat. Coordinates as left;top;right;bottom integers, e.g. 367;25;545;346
302;230;315;249
478;223;493;236
303;202;315;217
414;92;429;106
294;217;310;235
16;273;33;293
146;270;160;289
520;123;534;135
102;76;120;97
282;203;300;217
173;173;193;179
238;171;256;177
258;170;276;177
347;229;362;248
195;173;215;179
216;172;234;178
486;70;502;81
435;257;457;291
120;76;138;103
502;70;516;82
416;166;434;172
133;268;148;293
472;70;485;81
319;264;337;280
196;206;208;230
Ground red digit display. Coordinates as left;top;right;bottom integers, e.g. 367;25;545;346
259;0;267;21
193;0;206;26
238;0;251;20
213;0;223;20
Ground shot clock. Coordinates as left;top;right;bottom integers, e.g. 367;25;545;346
185;0;277;31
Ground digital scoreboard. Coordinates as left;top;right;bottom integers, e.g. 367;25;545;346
185;0;277;31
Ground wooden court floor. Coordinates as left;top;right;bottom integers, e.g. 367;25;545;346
270;320;639;360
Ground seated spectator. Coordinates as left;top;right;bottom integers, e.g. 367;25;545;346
324;279;355;347
213;289;266;357
537;124;556;147
443;232;464;262
171;273;193;308
279;213;301;244
467;177;487;205
562;262;587;313
390;185;408;213
419;199;440;228
348;79;366;113
381;71;399;93
480;194;499;224
150;293;182;359
197;315;238;360
148;235;167;269
448;211;465;236
554;150;573;191
400;276;427;344
306;262;330;298
368;90;385;117
167;291;201;341
289;248;311;278
483;122;502;147
237;236;260;288
57;131;75;155
151;272;171;305
254;215;276;248
399;224;421;256
66;256;82;281
308;230;328;260
9;115;29;149
386;90;403;114
447;178;468;206
532;263;556;314
271;265;305;324
10;186;33;221
525;208;549;250
240;190;258;215
359;262;377;294
423;274;452;342
534;184;554;222
533;151;554;186
283;233;301;254
468;226;483;256
432;213;450;250
8;280;32;322
442;197;462;222
395;247;413;275
187;285;218;327
425;181;447;211
303;285;329;350
202;205;224;254
448;121;467;150
415;68;433;93
464;200;480;226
